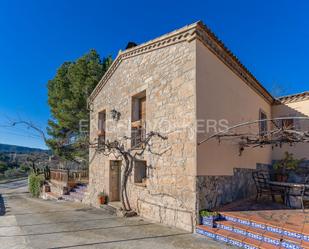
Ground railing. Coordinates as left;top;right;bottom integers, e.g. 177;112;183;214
50;169;88;184
131;127;146;148
50;169;69;183
131;119;146;148
68;169;88;181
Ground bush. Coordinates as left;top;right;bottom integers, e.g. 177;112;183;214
20;164;30;172
28;173;44;197
0;162;8;173
3;167;27;179
199;210;219;217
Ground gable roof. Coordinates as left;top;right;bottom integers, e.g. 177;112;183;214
276;91;309;104
89;21;275;104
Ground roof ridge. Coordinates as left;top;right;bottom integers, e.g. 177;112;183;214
89;22;199;102
278;91;309;99
89;21;276;104
121;21;201;55
276;91;309;104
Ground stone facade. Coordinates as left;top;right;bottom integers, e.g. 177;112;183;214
85;37;197;231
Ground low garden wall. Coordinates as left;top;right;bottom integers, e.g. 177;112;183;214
197;164;270;211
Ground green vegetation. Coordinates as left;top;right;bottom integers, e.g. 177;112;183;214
199;210;219;217
273;151;305;175
0;152;38;181
0;162;8;173
28;173;44;197
46;49;112;161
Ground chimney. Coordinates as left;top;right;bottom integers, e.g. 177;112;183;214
125;42;137;50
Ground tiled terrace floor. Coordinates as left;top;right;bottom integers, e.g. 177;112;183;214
215;197;308;234
197;197;309;248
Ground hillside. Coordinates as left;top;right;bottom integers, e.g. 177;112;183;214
0;143;48;154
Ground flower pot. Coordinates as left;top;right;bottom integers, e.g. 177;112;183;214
201;215;219;228
276;174;288;182
98;196;106;205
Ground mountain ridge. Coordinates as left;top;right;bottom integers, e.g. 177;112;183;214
0;143;48;153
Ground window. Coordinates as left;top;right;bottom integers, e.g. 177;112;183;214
134;160;147;184
280;118;294;130
131;91;146;148
259;110;268;136
98;110;106;144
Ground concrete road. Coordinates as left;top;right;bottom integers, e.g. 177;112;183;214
0;179;233;249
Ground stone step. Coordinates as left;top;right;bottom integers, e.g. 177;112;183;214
197;211;309;249
221;212;306;242
62;194;83;202
60;184;87;203
69;190;85;196
196;225;306;249
216;220;303;248
197;225;267;249
68;192;84;198
42;192;61;201
71;189;87;194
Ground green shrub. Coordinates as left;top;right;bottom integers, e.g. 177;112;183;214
28;173;44;197
199;210;219;217
20;164;30;172
0;162;8;173
273;152;305;175
3;167;27;178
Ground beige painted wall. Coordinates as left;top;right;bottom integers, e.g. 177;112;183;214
87;40;197;231
196;40;272;176
272;99;309;160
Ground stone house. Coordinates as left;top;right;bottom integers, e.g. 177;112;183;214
85;21;309;232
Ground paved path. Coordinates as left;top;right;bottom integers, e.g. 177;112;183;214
0;179;233;249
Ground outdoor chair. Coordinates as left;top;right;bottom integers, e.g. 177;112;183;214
252;171;284;202
286;176;309;211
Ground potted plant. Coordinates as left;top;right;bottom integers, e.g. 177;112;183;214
97;130;105;137
98;192;107;205
273;152;304;182
200;210;220;228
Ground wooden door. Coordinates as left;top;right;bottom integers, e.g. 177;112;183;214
109;160;121;201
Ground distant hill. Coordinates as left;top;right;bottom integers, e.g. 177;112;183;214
0;143;48;154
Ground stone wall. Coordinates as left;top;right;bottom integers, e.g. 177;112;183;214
197;164;270;211
85;39;197;232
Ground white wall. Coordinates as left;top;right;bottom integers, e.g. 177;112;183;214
196;40;272;176
272;99;309;160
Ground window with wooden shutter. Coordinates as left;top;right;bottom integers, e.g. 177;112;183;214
98;110;106;144
259;110;268;136
131;91;146;148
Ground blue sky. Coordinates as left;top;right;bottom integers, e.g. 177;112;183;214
0;0;308;149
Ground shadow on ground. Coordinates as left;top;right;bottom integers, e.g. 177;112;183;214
0;194;6;215
215;196;289;212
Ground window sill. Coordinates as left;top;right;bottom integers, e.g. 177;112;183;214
134;183;147;188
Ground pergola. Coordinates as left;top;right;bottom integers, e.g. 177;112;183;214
198;117;309;156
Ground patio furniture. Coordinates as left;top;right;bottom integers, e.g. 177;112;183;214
252;171;284;201
269;178;309;210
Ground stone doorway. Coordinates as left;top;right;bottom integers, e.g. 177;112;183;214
109;160;121;201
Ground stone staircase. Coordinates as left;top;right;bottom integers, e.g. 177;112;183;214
62;184;87;202
196;212;309;249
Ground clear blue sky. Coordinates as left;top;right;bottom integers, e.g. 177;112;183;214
0;0;308;149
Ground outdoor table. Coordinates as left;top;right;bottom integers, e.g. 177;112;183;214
268;181;309;208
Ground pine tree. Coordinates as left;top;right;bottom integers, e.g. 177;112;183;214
47;49;112;162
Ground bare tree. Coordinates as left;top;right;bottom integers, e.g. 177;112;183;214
90;131;168;213
7;118;169;212
198;117;309;156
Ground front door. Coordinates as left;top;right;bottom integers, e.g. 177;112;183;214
109;160;121;201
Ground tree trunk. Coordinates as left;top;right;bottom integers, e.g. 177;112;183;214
120;155;131;211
